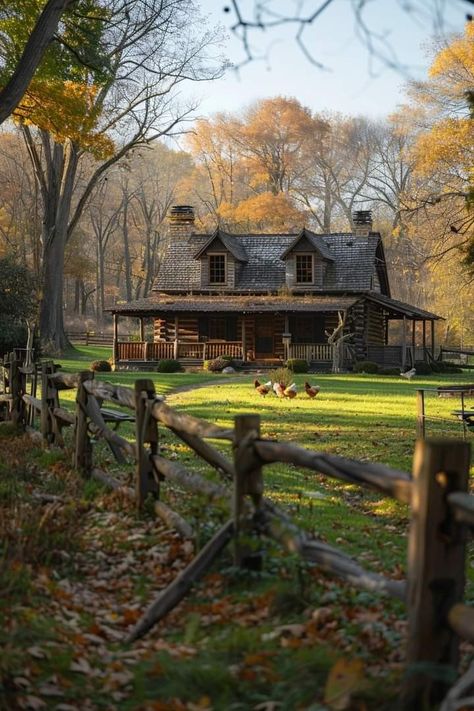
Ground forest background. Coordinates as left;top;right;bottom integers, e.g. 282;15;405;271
0;3;472;352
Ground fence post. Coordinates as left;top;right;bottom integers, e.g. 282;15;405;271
416;389;425;439
74;371;93;476
403;439;471;708
9;358;22;425
134;379;159;510
232;414;264;569
40;363;55;442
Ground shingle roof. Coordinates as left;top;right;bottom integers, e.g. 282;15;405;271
153;231;383;293
365;293;442;320
193;229;248;262
110;295;360;314
280;228;335;261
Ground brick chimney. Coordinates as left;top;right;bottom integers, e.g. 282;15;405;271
168;205;195;240
352;210;373;237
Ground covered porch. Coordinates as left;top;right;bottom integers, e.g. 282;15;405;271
109;293;441;369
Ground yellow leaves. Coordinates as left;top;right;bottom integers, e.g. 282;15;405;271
430;22;474;80
324;658;365;710
413;117;474;176
13;79;114;158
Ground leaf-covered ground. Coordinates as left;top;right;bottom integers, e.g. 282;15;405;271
2;348;474;709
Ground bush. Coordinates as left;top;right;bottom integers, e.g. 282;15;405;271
353;360;379;374
203;356;235;372
379;367;401;376
157;359;183;373
413;361;432;375
90;359;112;372
286;358;309;373
0;256;36;358
431;360;463;374
268;366;293;387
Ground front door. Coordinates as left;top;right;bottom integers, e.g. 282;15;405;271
255;315;275;359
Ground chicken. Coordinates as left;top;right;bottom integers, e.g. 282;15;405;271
283;383;298;399
400;368;416;380
254;379;272;396
273;382;286;398
304;381;321;398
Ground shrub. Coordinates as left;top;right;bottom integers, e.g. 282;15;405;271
431;360;463;374
157;359;183;373
353;360;379;374
204;356;234;372
90;359;112;372
268;366;293;387
413;361;432;375
286;358;309;373
379;367;401;376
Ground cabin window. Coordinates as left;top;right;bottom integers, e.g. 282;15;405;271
295;254;313;283
209;317;227;340
209;254;226;284
290;316;325;344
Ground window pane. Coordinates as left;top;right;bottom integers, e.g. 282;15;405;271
296;255;313;283
209;255;226;283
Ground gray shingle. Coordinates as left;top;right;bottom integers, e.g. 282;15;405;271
153;231;381;293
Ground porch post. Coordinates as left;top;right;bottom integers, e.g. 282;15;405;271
422;320;426;357
431;320;435;360
174;315;179;360
113;313;118;365
139;317;145;342
241;317;246;361
412;319;416;365
401;316;407;371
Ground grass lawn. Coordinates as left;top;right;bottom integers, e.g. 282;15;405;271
2;345;473;710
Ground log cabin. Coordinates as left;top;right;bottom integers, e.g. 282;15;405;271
110;205;441;369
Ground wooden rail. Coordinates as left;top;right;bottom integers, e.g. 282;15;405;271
287;343;333;361
0;353;472;708
116;340;243;362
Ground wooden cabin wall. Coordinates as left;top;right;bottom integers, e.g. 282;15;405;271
366;303;385;345
274;314;285;359
348;302;367;360
242;315;255;357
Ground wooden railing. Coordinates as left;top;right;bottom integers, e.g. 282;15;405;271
288;343;334;361
116;340;243;361
1;353;473;707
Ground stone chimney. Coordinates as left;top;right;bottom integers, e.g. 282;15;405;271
168;205;195;240
352;210;373;237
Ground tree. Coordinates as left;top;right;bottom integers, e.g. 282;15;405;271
0;256;36;356
0;0;78;125
399;22;474;270
4;0;222;353
224;1;474;71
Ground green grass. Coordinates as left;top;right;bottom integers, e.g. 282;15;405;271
15;346;474;708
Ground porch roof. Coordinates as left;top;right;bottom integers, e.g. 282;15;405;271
365;293;442;320
109;294;360;315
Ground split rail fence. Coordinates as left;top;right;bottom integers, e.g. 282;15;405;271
1;351;474;708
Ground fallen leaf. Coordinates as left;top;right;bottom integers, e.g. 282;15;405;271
324;658;364;710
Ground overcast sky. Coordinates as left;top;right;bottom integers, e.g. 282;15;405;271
182;0;469;121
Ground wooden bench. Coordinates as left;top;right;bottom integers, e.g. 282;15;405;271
438;384;474;398
451;410;474;430
100;407;135;429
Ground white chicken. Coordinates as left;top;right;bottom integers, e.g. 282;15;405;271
273;382;285;398
401;368;416;380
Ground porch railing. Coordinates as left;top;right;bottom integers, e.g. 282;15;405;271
116;341;242;362
288;343;334;361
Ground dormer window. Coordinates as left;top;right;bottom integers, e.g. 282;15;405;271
209;254;226;284
296;254;313;284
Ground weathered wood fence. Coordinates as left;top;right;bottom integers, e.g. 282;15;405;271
1;352;474;708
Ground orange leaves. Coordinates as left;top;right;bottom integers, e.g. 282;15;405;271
13;80;114;158
217;192;304;232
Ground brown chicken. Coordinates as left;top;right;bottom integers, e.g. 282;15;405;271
273;382;286;398
283;383;297;399
304;381;321;398
254;379;272;396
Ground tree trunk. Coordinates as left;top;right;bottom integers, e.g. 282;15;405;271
37;137;79;354
0;0;76;125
